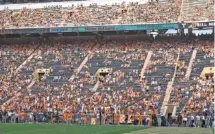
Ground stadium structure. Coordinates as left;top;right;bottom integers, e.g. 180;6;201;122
0;0;214;134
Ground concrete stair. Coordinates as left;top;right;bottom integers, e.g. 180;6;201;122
69;52;94;82
185;49;197;80
140;51;153;80
160;50;180;115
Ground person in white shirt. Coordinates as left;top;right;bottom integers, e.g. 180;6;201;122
8;111;12;123
183;116;188;127
29;112;33;122
96;112;100;125
190;115;196;127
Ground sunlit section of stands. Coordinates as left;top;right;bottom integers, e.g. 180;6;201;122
179;0;214;21
0;1;181;29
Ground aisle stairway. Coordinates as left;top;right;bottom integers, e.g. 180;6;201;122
168;49;197;116
69;52;93;82
160;51;180;115
140;51;153;80
185;49;197;80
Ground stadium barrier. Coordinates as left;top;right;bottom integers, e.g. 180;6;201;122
0;21;214;35
0;23;180;34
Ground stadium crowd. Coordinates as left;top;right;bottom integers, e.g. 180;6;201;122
0;0;213;28
179;0;214;21
0;0;214;28
0;0;213;130
0;1;180;28
0;35;213;128
1;0;85;4
0;43;38;105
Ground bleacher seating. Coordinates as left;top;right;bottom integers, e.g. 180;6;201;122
179;0;214;21
1;0;85;4
0;44;37;104
0;1;181;28
0;35;213;121
169;41;213;115
144;48;177;112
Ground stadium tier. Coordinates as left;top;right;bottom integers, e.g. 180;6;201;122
0;0;214;28
0;0;214;131
0;33;214;126
1;0;85;4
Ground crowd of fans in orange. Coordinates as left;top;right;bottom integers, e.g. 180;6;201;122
0;35;213;127
0;0;214;29
0;1;181;28
0;0;213;29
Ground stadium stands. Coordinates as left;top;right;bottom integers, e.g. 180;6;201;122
0;0;214;28
0;34;213;127
1;0;85;4
169;40;213;115
0;43;38;105
0;0;214;128
0;1;182;28
179;0;214;21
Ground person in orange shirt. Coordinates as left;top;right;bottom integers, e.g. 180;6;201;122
138;115;143;125
21;111;25;123
82;112;86;125
116;113;120;125
63;112;68;124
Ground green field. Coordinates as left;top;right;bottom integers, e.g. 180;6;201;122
0;124;213;134
0;124;145;134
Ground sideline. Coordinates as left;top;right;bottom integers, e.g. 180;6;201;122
123;127;213;134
